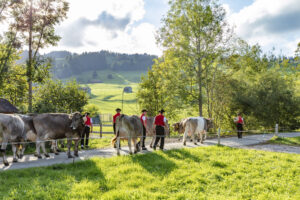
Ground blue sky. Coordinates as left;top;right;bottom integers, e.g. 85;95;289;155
46;0;300;56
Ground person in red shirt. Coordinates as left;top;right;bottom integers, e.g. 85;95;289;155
153;109;167;150
81;112;93;149
139;109;148;150
234;113;244;139
113;108;121;148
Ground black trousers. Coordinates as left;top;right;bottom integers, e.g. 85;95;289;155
237;123;243;138
137;125;146;148
81;126;90;146
154;126;165;149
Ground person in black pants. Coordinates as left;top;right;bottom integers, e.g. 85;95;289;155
81;113;93;149
153;109;167;150
234;113;244;139
113;108;121;148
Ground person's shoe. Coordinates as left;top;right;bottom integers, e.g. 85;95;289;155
81;145;84;149
85;145;89;149
159;148;164;151
153;146;156;150
142;147;147;150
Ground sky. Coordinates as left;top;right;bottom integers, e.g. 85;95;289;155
31;0;300;56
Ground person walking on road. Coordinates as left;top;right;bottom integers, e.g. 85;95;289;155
113;108;121;148
140;109;148;150
153;109;167;150
234;113;244;139
81;112;93;149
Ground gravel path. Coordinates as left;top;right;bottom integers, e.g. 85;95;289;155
1;132;299;171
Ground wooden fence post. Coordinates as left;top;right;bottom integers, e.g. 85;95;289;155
218;128;221;145
275;124;278;136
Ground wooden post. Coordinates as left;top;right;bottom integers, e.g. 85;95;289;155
275;124;278;136
218;128;221;145
99;115;103;138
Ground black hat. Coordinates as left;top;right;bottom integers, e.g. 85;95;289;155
142;109;148;112
159;109;165;113
116;108;121;112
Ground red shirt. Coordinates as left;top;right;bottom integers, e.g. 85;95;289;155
155;114;165;126
85;116;92;126
140;114;147;126
113;113;121;123
237;116;244;124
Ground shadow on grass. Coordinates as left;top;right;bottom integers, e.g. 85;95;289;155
162;148;202;163
131;152;177;177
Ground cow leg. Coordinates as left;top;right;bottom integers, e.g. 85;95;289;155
67;138;73;158
12;144;18;162
35;140;43;159
183;130;188;146
1;142;9;166
74;139;79;157
116;137;120;156
19;144;26;159
150;136;155;148
128;137;132;155
133;139;138;154
41;142;50;158
193;132;197;145
51;141;59;155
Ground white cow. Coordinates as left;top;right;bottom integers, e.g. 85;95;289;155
173;117;213;145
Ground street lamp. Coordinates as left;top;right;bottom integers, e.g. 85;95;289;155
122;86;133;112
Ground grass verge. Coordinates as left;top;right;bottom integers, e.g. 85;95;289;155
0;146;299;200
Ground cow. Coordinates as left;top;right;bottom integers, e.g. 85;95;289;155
32;112;84;159
173;117;213;145
112;114;143;155
146;117;170;148
0;114;26;166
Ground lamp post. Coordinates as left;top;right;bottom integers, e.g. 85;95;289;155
122;86;132;112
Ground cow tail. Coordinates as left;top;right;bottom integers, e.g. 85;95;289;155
111;136;117;146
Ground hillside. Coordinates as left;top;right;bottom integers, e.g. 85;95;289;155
18;50;156;83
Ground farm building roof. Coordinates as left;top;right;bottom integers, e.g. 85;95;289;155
0;98;19;113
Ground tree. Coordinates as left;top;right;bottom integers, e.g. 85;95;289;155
11;0;69;112
155;0;231;116
33;79;88;113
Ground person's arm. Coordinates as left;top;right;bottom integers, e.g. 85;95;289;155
163;117;167;128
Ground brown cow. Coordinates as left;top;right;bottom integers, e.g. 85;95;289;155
173;117;213;145
112;114;143;155
33;112;84;158
0;114;26;166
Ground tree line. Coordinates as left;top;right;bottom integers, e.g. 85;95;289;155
51;51;156;79
137;0;300;130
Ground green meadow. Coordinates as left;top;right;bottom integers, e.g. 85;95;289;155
0;146;299;200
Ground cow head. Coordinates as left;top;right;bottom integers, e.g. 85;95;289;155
70;112;84;130
205;118;214;130
172;122;184;134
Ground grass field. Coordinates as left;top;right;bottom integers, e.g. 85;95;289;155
1;146;299;200
268;136;300;146
84;83;139;115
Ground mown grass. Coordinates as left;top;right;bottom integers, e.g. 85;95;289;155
0;146;299;200
85;83;139;115
268;136;300;146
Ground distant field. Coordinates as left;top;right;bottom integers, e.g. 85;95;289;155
83;83;139;115
67;70;146;84
1;146;299;199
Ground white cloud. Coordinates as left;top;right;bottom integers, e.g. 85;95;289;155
227;0;300;56
43;0;163;55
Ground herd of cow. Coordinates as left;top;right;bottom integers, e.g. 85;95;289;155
0;112;213;166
